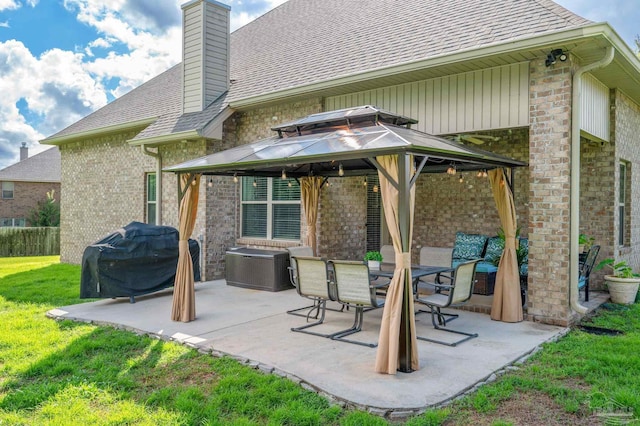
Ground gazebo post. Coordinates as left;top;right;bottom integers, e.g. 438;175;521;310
397;154;413;373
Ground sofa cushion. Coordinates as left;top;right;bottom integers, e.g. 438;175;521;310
476;261;499;273
520;262;528;276
452;232;487;261
484;236;504;265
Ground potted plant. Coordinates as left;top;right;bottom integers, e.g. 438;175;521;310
364;251;383;270
594;258;640;304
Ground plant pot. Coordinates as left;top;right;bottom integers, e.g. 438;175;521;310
368;260;381;271
604;275;640;305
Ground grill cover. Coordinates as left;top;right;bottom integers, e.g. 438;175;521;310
80;222;200;299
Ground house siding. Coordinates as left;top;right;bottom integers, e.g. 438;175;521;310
58;131;209;268
326;63;530;135
0;181;61;225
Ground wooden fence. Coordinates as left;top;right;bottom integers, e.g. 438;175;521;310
0;227;60;257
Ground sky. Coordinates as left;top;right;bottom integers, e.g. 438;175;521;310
0;0;638;169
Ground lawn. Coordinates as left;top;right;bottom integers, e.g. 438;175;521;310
0;257;639;425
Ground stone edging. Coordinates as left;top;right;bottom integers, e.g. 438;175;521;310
45;310;570;421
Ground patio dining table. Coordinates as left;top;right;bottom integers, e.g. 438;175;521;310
370;264;453;294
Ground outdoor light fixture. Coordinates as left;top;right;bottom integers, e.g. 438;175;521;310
207;178;213;188
446;164;457;175
545;48;568;67
252;178;257;187
233;173;238;183
373;184;379;193
459;174;464;184
363;177;368;186
338;163;344;177
288;181;292;187
281;169;287;179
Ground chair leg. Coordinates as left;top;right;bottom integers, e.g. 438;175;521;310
287;299;346;318
416;306;478;347
585;279;589;302
416;306;459;323
291;300;341;338
331;307;378;348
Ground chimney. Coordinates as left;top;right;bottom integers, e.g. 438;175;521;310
181;0;230;114
20;142;28;161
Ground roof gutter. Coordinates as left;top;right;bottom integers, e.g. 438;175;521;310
127;130;201;146
229;23;637;109
570;46;615;315
41;117;157;146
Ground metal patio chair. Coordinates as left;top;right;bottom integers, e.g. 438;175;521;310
579;245;600;302
414;259;480;346
290;256;337;337
328;260;386;347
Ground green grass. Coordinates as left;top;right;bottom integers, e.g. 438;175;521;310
0;256;382;425
1;256;640;425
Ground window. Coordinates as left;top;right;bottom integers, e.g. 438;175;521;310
1;182;14;199
241;177;300;240
0;218;25;227
146;173;156;225
618;162;631;247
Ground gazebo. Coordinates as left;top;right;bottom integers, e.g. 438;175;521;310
165;105;527;374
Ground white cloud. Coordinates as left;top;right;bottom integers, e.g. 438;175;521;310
0;39;108;168
0;0;19;11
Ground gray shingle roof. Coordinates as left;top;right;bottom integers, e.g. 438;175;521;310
0;147;61;183
228;0;591;100
44;0;592;144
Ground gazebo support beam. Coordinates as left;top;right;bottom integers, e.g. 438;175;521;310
397;154;413;373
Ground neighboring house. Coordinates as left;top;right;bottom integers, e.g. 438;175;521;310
42;0;640;326
0;144;61;227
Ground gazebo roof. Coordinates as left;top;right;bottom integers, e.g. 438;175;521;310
166;106;526;177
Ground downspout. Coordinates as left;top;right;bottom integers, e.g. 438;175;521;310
141;145;162;225
570;46;614;314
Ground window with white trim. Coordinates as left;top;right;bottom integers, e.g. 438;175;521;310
241;177;300;240
146;173;156;225
1;182;14;199
619;161;630;247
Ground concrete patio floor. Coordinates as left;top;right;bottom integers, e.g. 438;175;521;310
48;280;576;417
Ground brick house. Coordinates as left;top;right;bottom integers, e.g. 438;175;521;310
0;144;61;227
43;0;640;326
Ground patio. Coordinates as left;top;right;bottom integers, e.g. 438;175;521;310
46;280;581;417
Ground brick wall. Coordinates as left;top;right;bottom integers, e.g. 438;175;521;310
59;130;208;265
526;57;573;325
612;90;640;269
413;128;529;259
579;132;615;290
202;98;325;279
0;181;60;224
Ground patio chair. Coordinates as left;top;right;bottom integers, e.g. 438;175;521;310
418;246;453;289
286;246;318;317
328;260;386;347
414;259;480;346
380;245;395;269
579;245;600;302
290;256;337;337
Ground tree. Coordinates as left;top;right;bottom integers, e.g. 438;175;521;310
28;190;60;227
